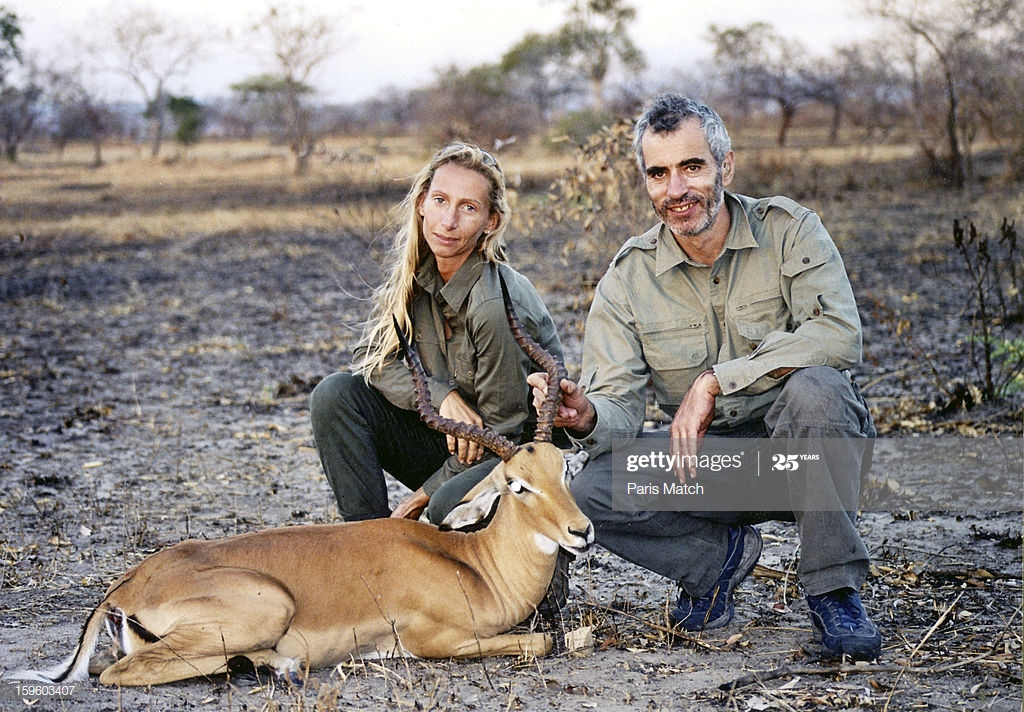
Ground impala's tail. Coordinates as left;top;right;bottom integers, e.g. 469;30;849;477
6;602;109;683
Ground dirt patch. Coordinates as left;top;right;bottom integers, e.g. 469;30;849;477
0;187;1021;710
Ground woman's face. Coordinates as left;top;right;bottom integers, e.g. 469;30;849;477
418;162;498;281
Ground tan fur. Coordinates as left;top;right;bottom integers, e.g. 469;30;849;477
11;443;592;687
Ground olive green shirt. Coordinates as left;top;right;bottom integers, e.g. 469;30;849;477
362;252;563;493
575;191;862;456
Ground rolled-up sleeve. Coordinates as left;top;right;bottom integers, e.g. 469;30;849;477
576;268;648;456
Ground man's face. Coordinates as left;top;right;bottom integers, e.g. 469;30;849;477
641;119;734;238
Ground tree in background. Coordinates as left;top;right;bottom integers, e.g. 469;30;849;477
167;95;204;149
245;3;339;175
864;0;1023;188
101;4;204;159
499;32;581;126
230;73;313;143
0;71;40;161
0;5;21;157
412;63;509;146
554;0;645;112
44;63;115;166
414;0;645;148
0;5;19;73
0;7;40;162
708;22;818;146
832;41;913;142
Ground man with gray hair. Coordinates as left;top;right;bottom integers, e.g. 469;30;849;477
529;93;880;660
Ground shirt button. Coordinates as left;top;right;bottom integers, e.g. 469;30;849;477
802;256;811;264
812;307;822;316
729;410;738;417
729;381;737;389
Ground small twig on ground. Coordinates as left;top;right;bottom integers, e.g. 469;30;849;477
883;589;965;712
581;598;720;652
908;589;964;659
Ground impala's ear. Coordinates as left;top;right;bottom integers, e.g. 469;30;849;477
440;487;501;532
440;464;508;531
564;449;589;479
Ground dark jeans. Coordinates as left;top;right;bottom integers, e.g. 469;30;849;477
571;366;875;598
309;371;500;524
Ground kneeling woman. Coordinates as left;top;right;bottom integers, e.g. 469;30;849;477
311;143;563;525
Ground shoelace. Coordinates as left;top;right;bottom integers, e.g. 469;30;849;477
822;592;864;630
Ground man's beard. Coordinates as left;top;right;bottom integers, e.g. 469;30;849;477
658;169;725;237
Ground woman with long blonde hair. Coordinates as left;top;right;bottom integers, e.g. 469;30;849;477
311;143;563;525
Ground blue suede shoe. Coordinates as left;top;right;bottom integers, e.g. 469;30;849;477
671;525;762;631
807;588;881;660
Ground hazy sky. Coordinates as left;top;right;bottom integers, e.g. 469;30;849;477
11;0;880;103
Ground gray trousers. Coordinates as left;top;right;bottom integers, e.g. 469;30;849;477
571;366;875;598
309;371;500;524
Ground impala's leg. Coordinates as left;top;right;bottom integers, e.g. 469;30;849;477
99;569;297;686
447;632;553;659
100;649;238;686
99;646;303;687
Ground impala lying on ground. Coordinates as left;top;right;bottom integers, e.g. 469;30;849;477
8;278;593;687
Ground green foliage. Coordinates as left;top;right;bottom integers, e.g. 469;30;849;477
557;0;646;82
970;336;1024;397
167;95;205;146
231;73;314;98
0;6;21;69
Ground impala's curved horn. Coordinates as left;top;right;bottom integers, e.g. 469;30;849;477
393;316;520;462
498;273;565;443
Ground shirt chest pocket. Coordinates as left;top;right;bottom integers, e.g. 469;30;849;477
732;288;791;350
413;330;447;378
639;323;709;376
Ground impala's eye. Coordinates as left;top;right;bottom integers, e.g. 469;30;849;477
508;480;524;494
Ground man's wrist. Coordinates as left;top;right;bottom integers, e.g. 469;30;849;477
701;369;722;396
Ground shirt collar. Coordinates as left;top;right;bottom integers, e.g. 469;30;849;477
415;250;486;312
654;191;758;276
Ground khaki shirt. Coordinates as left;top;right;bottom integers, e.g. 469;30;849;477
362;251;563;492
576;191;862;456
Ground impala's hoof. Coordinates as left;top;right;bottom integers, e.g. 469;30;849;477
274;661;304;688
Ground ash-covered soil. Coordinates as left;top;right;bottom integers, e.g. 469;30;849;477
0;187;1021;711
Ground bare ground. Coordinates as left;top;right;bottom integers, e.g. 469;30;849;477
0;184;1022;711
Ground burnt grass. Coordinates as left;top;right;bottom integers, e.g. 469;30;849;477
0;178;1021;711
